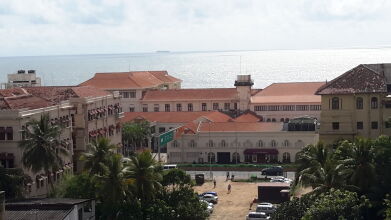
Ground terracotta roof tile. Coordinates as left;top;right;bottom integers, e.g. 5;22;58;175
142;88;238;101
79;71;181;89
198;122;283;132
121;111;232;124
233;112;262;122
71;86;110;98
316;64;388;95
251;82;324;104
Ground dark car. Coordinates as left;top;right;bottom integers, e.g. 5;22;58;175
261;166;283;176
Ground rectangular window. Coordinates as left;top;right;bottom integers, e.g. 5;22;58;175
165;104;170;112
202;103;207;111
357;122;363;130
129;105;135;112
254;105;268;111
267;105;279;111
310;105;321;111
154;104;159;112
142;104;148;112
6;127;13;140
372;121;378;129
188;103;193;112
121;92;129;98
332;122;339;130
176;104;182;111
296;105;310;111
224;103;230;110
129;90;136;98
0;127;5;140
385;120;391;128
213;103;219;110
159;127;166;133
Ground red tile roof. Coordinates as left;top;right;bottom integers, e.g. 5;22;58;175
233;112;262;122
142;88;238;101
0;86;110;110
198;122;283;132
121;111;232;124
251;82;324;104
79;71;181;89
316;64;388;95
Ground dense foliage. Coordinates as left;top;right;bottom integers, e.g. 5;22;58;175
57;138;208;220
273;136;391;219
0;167;30;199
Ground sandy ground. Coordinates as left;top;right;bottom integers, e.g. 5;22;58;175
193;175;258;220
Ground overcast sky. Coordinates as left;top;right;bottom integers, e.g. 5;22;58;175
1;0;391;56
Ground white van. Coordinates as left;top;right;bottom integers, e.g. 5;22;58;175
163;164;177;170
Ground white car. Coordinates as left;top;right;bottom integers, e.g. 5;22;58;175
270;176;292;184
201;200;214;214
255;203;276;215
246;212;270;220
201;193;218;204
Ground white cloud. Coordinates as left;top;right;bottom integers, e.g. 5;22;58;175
0;0;390;56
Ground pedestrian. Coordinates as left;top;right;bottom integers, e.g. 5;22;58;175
226;171;230;181
213;179;216;188
249;197;257;210
228;183;231;193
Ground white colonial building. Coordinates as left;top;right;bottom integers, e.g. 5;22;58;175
168;118;319;164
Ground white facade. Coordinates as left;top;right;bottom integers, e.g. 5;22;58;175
168;127;318;164
2;70;41;88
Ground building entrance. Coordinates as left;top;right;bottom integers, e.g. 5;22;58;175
217;152;231;164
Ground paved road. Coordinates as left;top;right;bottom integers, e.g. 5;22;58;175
186;170;295;180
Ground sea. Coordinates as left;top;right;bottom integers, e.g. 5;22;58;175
2;48;391;89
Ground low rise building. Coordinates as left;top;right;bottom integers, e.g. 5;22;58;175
79;71;181;112
316;63;391;143
1;70;41;89
0;86;123;197
168;117;319;164
250;82;324;122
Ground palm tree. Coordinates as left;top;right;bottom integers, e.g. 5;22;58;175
96;154;132;219
338;138;376;193
295;142;353;195
127;150;162;202
19;114;68;192
80;137;117;175
122;121;151;153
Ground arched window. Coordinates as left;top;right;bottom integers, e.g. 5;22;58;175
285;118;290;123
280;118;285;122
332;97;340;110
172;140;179;148
257;140;263;148
371;97;378;109
221;140;227;147
207;140;214;148
271;140;277;147
283;152;291;163
232;152;240;163
189;140;196;148
266;118;271;122
356;97;363;109
272;118;276;122
207;152;216;163
283;140;289;147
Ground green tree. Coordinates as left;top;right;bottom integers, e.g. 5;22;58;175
96;154;132;220
56;173;96;199
127;150;162;203
161;168;192;188
302;189;369;220
337;138;376;194
80;137;117;175
19;114;68;192
272;194;314;220
122;121;151;153
0;167;30;199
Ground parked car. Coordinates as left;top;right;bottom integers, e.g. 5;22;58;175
261;166;283;176
200;191;218;197
255;203;276;215
270;177;292;184
201;200;214;214
163;164;177;170
246;212;270;220
201;193;218;204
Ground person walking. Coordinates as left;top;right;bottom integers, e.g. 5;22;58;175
227;183;231;193
213;179;216;188
226;171;230;181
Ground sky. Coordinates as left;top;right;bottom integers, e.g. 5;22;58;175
1;0;391;56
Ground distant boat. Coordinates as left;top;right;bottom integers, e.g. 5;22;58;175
156;50;170;53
